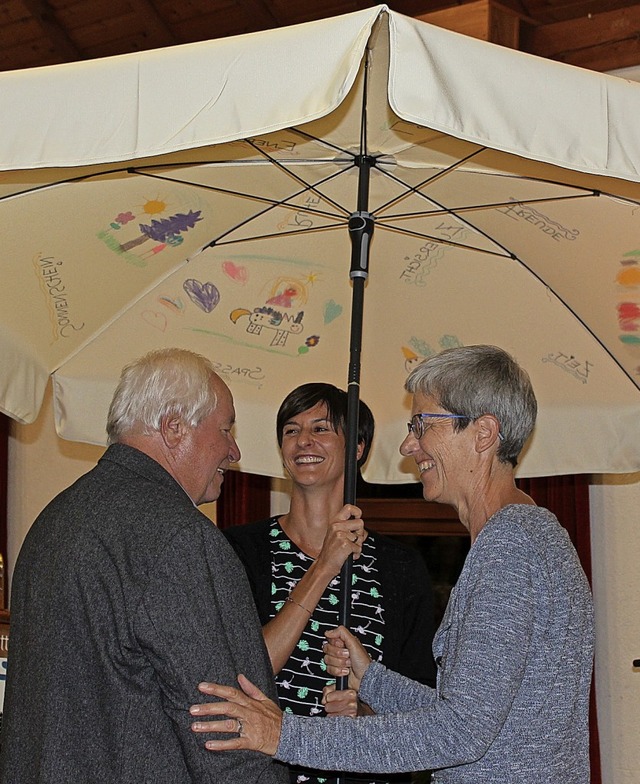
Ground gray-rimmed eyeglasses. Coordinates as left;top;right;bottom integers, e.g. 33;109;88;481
407;413;469;440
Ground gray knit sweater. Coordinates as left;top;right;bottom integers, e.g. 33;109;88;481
276;504;594;782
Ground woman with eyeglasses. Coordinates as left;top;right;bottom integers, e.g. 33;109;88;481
221;382;436;784
190;346;594;784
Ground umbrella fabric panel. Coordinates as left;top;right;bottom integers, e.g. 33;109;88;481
383;156;640;387
0;330;45;423
388;12;640;181
357;228;640;480
0;7;382;170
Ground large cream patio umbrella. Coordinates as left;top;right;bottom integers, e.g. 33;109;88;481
2;4;640;487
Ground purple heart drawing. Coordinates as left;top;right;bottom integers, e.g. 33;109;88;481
183;279;220;313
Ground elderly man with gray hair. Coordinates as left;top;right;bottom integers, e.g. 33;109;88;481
0;348;287;784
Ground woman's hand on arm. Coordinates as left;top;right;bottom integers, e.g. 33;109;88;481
263;504;366;674
323;625;372;692
190;674;283;755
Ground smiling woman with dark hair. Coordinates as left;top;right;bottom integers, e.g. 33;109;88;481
190;347;594;784
222;382;436;784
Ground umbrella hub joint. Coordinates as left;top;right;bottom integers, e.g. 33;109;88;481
348;211;374;280
353;154;377;169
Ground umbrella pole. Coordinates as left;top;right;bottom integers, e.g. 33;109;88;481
334;59;373;784
337;157;375;672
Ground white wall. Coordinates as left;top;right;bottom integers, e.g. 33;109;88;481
590;474;640;784
7;386;105;591
5;392;640;783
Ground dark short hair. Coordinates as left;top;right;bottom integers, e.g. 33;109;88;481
276;383;375;468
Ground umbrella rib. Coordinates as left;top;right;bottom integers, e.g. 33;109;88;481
208;222;346;247
373;162;602;216
288;126;377;161
0;147;356;204
372;165;601;258
245;139;353;217
371;147;487;215
376;221;513;258
383;191;598;218
378;184;515;258
0;170;126;201
133;155;356;166
131;168;349;223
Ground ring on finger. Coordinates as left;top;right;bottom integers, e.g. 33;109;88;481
237;718;244;735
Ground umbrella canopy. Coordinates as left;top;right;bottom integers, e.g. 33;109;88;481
2;4;640;482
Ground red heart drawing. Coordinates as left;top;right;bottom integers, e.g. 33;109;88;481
222;261;248;284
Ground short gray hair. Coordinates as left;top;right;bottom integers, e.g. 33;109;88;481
405;345;537;467
106;348;219;444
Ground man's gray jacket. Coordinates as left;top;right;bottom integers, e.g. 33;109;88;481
0;443;286;783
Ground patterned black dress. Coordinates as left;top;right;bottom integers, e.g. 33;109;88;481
269;517;405;784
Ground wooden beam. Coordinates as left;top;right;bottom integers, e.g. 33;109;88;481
129;0;178;47
416;0;523;48
20;0;81;61
559;36;640;72
417;0;492;40
242;0;284;28
521;3;640;71
489;2;522;49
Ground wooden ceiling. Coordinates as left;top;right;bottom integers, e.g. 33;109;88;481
1;0;640;75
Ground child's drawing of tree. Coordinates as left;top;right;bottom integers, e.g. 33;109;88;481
119;210;202;252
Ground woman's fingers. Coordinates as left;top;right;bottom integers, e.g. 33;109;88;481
323;626;372;686
196;675;268;704
336;503;362;522
237;673;267;699
323;638;351;676
317;506;367;570
322;684;358;717
190;676;283;755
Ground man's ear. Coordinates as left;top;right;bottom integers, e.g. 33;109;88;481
160;414;184;448
356;440;365;462
474;414;502;455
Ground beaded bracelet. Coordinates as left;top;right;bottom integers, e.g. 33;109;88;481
286;595;312;615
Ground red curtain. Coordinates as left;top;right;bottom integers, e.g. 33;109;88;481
517;475;601;784
216;470;271;531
